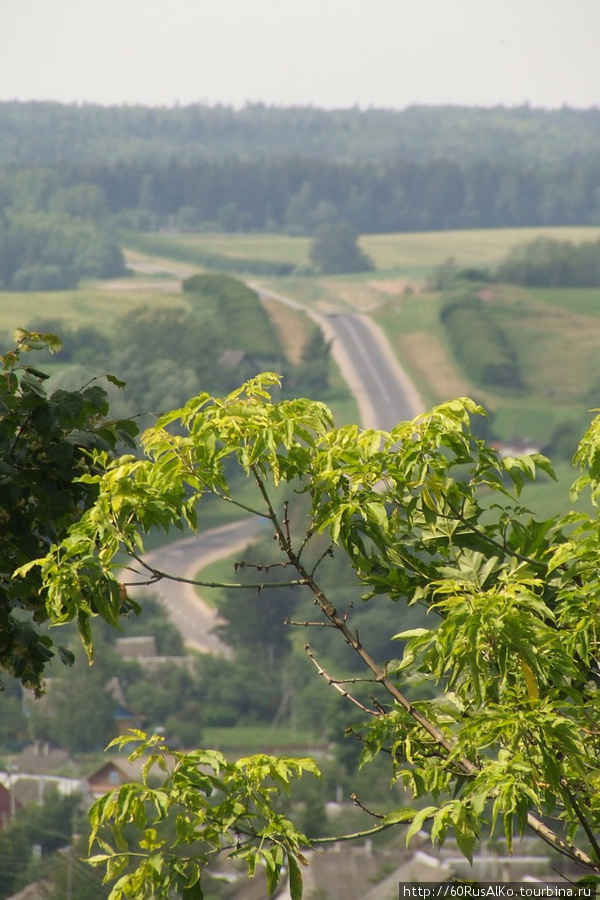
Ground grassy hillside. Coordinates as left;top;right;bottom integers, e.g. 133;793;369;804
373;283;600;443
6;225;599;461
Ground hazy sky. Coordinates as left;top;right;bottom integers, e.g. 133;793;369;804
1;0;599;110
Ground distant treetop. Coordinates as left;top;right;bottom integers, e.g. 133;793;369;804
0;101;598;166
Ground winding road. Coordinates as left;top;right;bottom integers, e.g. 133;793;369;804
125;261;424;651
126;518;264;654
251;283;423;430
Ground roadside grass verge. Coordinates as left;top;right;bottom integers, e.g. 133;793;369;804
371;282;600;449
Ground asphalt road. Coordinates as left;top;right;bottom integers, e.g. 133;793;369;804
125;518;264;654
323;312;423;430
125;263;424;650
251;283;423;429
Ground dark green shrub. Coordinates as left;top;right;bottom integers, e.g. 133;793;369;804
440;289;523;391
496;237;600;287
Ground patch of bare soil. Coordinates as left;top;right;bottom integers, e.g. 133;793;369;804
368;278;416;296
260;296;309;364
396;331;472;404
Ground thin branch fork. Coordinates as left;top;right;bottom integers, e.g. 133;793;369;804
125;552;308;590
351;792;386;820
305;645;379;717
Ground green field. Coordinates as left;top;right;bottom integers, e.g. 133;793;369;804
125;225;600;280
363;226;600;274
4;225;600;476
6;224;599;336
138;232;311;266
0;276;186;338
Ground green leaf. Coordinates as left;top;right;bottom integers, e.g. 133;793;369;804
106;373;127;389
392;627;430;641
57;645;75;667
20;371;46;396
365;501;388;530
454;819;476;863
406;806;437;845
382;808;416;826
287;853;303;900
183;881;204;900
86;853;112;866
22;365;50;380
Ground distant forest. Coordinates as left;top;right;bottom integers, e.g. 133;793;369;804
2;102;599;165
0;103;598;274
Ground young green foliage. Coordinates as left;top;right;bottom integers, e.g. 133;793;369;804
28;373;600;892
87;730;317;900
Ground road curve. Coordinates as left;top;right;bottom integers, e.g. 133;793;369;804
252;283;424;429
125;261;425;649
125;518;264;654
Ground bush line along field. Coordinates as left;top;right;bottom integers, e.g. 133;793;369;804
373;281;600;448
123;225;600;279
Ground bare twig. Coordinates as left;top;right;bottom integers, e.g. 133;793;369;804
350;792;385;819
312;823;394;844
283;500;292;549
124;552;308;590
234;560;294;572
305;645;379;717
284;618;334;628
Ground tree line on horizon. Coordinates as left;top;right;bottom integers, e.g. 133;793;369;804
1;101;598;166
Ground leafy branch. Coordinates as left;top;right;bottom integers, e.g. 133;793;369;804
25;376;600;893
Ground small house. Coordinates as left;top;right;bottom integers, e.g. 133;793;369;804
84;758;145;800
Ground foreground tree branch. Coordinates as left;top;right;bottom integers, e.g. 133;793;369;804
26;373;600;896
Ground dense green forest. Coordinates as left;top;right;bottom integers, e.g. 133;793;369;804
3;156;597;237
1;102;598;165
0;103;598;254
